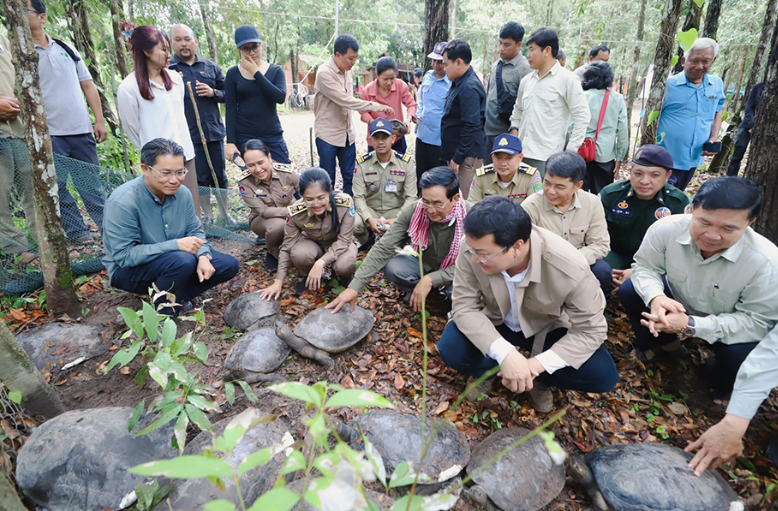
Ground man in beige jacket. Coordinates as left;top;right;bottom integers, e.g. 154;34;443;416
439;196;618;412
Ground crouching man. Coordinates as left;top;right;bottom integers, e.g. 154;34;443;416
438;195;618;412
103;138;239;315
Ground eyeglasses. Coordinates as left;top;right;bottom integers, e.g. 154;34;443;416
464;243;509;265
149;165;188;179
240;44;261;54
419;199;450;210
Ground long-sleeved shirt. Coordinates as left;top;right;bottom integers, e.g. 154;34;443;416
416;70;450;146
0;35;24;138
169;54;226;143
631;214;778;345
441;66;487;164
728;325;778;419
359;79;417;144
225;64;286;143
582;88;629;163
314;57;381;147
485;53;531;136
509;61;590;162
102;176;210;281
117;70;195;160
521;190;610;265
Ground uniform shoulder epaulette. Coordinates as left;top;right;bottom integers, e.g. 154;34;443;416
273;162;292;173
475;164;495;177
236;169;252;181
356;152;374;165
518;163;537;175
334;194;353;208
287;201;308;216
397;151;412;163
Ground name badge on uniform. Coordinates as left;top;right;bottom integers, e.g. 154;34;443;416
385;182;398;193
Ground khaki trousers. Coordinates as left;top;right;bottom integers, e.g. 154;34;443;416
455;156;482;200
250;216;285;258
290;238;357;279
0;137;37;254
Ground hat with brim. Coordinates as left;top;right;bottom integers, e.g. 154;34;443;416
369;118;394;137
427;41;447;61
491;134;523;155
235;25;262;48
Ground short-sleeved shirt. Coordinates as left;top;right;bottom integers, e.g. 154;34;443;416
467;163;541;206
35;36;93;136
353;151;417;221
237;163;300;223
657;72;726;170
0;35;24;138
599;180;690;263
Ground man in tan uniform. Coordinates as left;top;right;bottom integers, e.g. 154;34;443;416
237;139;299;271
468;133;541;206
438;196;618;412
521;151;612;293
353;119;417;247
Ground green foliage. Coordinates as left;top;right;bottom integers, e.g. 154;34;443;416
647;110;660;126
7;389;22;404
677;28;698;52
128;480;172;511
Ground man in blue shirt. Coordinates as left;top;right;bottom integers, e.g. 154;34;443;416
414;42;451;189
103;139;239;315
656;38;726;192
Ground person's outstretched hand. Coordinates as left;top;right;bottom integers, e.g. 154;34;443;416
685;414;749;476
326;288;358;313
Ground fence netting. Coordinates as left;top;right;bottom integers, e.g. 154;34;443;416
0;136;255;295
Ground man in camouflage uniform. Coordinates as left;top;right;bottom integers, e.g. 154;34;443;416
468;134;541;206
353;119;417;248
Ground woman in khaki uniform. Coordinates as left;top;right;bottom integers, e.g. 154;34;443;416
260;168;357;297
237;139;299;270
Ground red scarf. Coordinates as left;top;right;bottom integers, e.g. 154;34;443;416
408;198;467;270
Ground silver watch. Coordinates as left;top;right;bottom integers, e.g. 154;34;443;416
680;316;695;339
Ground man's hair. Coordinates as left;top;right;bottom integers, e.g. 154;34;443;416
141;138;185;166
499;22;525;43
465;196;532;246
419;166;460;199
546;152;586;184
589;44;610;59
685;37;719;58
526;27;559;58
333;34;359;55
581;61;614;90
557;49;566;61
413;67;424;78
30;0;45;14
692;177;761;220
442;39;472;64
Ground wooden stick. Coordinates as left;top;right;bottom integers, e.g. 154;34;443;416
186;81;221;189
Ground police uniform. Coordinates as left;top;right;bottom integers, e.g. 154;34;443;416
352;149;418;244
237;162;300;258
468;133;541;206
276;193;358;282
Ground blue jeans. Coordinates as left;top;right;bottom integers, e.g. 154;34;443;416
668;167;697;192
367;136;407;157
315;137;356;196
237;133;291;164
110;250;239;315
438;322;619;393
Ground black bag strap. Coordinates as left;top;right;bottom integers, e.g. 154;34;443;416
495;61;506;99
51;39;81;66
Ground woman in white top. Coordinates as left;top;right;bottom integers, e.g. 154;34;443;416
117;25;200;215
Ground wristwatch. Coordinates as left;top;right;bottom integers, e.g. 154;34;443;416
680;316;695;339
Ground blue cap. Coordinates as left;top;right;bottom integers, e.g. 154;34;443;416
427;42;447;61
633;144;674;170
490;134;523;155
369;118;394;137
235;25;262;48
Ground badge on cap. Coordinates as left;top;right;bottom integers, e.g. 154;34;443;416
655;207;671;219
376;120;384;127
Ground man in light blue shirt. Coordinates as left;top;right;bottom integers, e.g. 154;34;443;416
414;42;451;188
656;38;725;192
103;139;239;315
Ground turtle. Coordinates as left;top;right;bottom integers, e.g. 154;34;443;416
391;119;409;138
222;327;290;384
566;443;743;511
463;427;564;511
345;409;470;486
223;293;280;331
274;306;376;366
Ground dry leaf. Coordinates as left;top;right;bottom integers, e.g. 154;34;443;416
433;401;449;416
119;367;131;375
394;373;405;390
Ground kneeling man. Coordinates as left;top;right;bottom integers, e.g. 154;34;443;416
438;196;618;412
103;138;239;315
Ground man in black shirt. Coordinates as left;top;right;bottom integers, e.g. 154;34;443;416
727;82;763;177
169;24;230;225
441;39;487;200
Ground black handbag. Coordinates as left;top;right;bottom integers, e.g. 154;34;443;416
495;61;518;121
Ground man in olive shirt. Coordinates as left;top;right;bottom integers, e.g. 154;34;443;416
327;166;467;313
468;134;541;206
353;119;417;247
521;152;612;293
619;177;778;402
600;145;690;288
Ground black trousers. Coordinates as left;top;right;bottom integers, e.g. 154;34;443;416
415;138;443;191
726;128;751;177
583;160;615;195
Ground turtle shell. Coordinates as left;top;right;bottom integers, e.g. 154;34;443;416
294;306;375;353
466;428;564;511
224;328;290;374
223;293;280;330
585;443;741;511
351;410;470;484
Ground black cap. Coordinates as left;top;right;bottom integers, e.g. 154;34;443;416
632;144;674;170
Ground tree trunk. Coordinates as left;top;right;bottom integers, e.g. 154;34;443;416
199;0;219;64
5;0;83;319
449;0;457;39
0;472;27;511
744;18;778;243
109;0;129;77
743;0;778;107
702;0;723;39
0;321;65;419
625;0;648;160
640;0;683;146
730;50;748;113
423;0;450;71
671;0;703;75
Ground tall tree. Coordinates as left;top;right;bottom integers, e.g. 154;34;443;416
108;0;130;77
5;0;83;319
640;0;684;146
744;18;778;242
625;0;649;158
423;0;450;70
671;0;703;75
199;0;219;64
702;0;723;39
743;0;778;107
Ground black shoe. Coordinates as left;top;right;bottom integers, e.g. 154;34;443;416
358;232;376;252
265;253;279;272
295;280;307;296
767;437;778;468
255;237;266;245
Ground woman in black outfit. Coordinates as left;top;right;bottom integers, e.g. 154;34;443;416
225;25;290;163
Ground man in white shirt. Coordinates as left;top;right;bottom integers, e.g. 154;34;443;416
509;27;590;177
438;195;618;413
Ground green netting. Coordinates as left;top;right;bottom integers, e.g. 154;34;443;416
0;136;255;295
